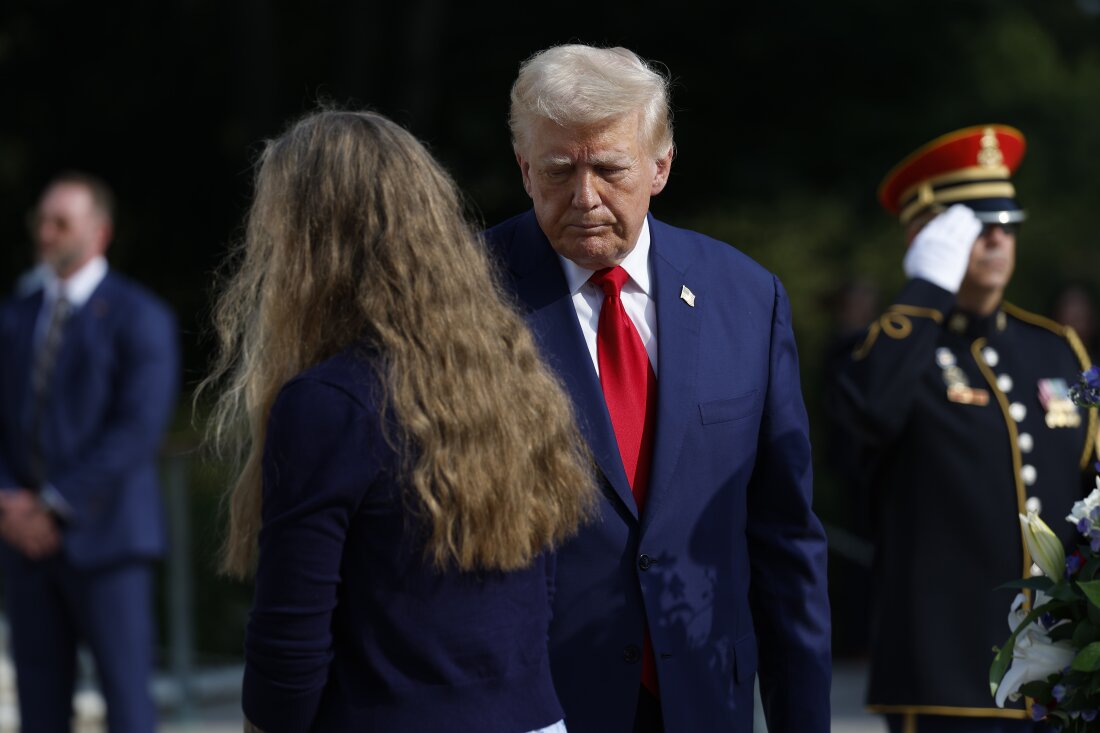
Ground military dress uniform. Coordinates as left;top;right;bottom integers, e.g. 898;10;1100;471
834;278;1095;729
831;124;1098;733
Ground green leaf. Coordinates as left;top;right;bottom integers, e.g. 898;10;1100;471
998;576;1056;592
1071;621;1100;648
1071;641;1100;672
1078;579;1100;609
1018;679;1053;700
1080;553;1100;581
990;644;1014;695
1066;602;1088;623
1049;581;1082;603
1047;709;1070;724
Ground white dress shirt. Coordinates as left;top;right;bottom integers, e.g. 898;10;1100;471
527;720;567;733
556;218;658;376
36;255;108;346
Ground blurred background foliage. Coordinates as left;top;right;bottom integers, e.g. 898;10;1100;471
2;0;1099;661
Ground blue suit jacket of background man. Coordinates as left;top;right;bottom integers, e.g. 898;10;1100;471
0;270;179;566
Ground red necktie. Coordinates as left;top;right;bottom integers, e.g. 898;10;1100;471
590;266;659;695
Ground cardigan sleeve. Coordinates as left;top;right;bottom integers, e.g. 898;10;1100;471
242;375;381;733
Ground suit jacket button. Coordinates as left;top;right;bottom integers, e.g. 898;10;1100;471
623;644;641;664
638;554;652;570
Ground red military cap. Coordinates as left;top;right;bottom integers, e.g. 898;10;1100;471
878;124;1027;226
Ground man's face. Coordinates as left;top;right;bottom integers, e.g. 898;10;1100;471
963;223;1016;292
32;183;109;278
516;113;671;270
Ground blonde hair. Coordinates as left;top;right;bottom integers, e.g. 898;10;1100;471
509;44;674;159
201;108;597;578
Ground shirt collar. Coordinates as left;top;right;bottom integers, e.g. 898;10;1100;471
557;217;652;295
44;256;108;308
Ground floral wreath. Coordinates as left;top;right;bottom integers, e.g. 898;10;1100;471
991;366;1100;731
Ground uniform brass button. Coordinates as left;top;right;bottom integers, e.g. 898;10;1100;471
1025;496;1042;514
1009;402;1027;422
997;374;1013;393
1022;465;1037;486
1018;432;1034;453
639;554;652;571
623;644;641;664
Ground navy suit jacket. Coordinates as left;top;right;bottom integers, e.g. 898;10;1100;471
0;271;179;567
485;211;832;733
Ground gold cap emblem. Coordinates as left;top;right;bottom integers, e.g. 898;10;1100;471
978;127;1005;168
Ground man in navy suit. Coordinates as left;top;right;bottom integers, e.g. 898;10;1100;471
484;45;832;733
0;172;179;732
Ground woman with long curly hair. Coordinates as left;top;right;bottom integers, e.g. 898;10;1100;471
201;108;597;732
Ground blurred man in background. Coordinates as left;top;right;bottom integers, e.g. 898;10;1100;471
1051;283;1098;358
831;125;1096;733
0;171;179;732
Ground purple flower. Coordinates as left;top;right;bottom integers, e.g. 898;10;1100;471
1085;710;1099;722
1079;518;1093;535
1066;553;1083;575
1052;683;1067;702
1032;703;1048;720
1071;366;1100;406
1086;365;1100;389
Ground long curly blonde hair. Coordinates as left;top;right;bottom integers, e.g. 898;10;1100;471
201;109;597;578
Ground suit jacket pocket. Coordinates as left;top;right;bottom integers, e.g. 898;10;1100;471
699;391;759;425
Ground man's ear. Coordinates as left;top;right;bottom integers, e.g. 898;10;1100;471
515;150;533;197
95;218;114;255
651;146;674;196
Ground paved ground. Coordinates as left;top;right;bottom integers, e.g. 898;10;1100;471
828;660;888;732
148;659;886;733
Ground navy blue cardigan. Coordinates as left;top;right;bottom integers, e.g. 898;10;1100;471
241;348;563;732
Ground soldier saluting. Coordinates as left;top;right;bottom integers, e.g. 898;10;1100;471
832;124;1098;733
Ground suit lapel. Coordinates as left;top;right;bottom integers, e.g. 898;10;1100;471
643;217;701;531
13;293;42;375
12;293;44;436
53;273;112;391
505;214;638;519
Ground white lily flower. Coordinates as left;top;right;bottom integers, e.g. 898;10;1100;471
1067;481;1100;528
1020;511;1066;581
995;593;1076;707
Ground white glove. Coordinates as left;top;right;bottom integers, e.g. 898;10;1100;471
903;204;982;294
